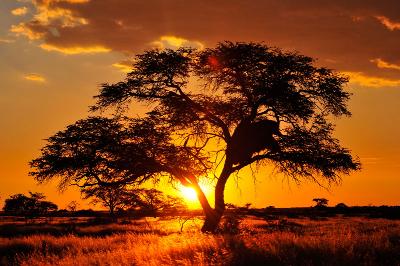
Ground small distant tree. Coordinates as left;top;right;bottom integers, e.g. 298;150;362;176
225;203;238;210
3;192;58;219
135;189;187;216
3;194;30;216
313;198;329;208
67;200;79;213
163;194;187;214
244;203;252;210
82;185;143;216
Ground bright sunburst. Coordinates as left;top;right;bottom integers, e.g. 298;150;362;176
180;186;198;201
179;182;212;208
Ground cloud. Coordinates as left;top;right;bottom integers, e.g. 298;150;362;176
11;23;45;40
24;73;46;82
8;0;400;79
39;43;110;54
30;1;89;28
112;60;134;73
0;38;15;44
11;1;89;40
112;36;203;73
343;72;400;88
370;58;400;71
151;36;204;50
11;7;28;16
375;15;400;31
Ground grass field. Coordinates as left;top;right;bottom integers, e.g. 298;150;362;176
1;216;400;265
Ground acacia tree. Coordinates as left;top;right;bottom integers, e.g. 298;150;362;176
31;42;360;232
3;192;58;218
82;185;185;216
82;185;136;217
134;188;187;216
313;198;329;208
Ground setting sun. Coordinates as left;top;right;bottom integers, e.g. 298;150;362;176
180;186;198;201
178;182;212;209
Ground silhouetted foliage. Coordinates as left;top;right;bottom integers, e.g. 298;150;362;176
3;192;57;219
336;202;348;209
131;188;187;216
30;117;206;189
67;201;79;213
82;185;186;216
313;198;329;208
225;203;238;210
31;42;360;232
82;185;139;216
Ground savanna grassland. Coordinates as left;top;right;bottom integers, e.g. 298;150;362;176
1;215;400;266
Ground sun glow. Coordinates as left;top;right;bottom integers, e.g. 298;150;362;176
180;186;198;201
178;182;212;209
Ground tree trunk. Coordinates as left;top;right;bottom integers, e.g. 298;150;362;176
181;160;233;233
201;211;221;233
200;163;232;233
109;205;118;222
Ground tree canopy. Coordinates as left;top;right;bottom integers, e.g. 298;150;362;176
30;42;360;232
30;116;207;189
313;198;329;208
82;185;186;216
3;192;58;218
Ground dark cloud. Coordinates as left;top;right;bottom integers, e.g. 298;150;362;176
12;0;400;83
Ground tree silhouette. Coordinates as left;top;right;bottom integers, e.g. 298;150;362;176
335;202;348;209
82;185;134;217
134;188;187;216
3;192;58;219
313;198;329;208
30;42;360;232
30;117;206;187
82;185;186;217
67;200;79;213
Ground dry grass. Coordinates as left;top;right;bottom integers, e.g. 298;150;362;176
1;216;399;265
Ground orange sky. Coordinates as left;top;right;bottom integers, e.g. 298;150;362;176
0;0;399;209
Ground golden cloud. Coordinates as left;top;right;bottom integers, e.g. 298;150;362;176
11;23;45;40
10;0;92;54
370;58;400;71
375;16;400;31
11;7;28;16
33;6;88;28
112;60;134;73
343;71;400;88
151;36;204;50
24;73;46;82
40;43;110;54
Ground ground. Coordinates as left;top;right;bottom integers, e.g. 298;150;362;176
0;215;400;265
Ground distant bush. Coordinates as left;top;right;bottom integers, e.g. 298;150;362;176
335;203;348;209
217;214;243;234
